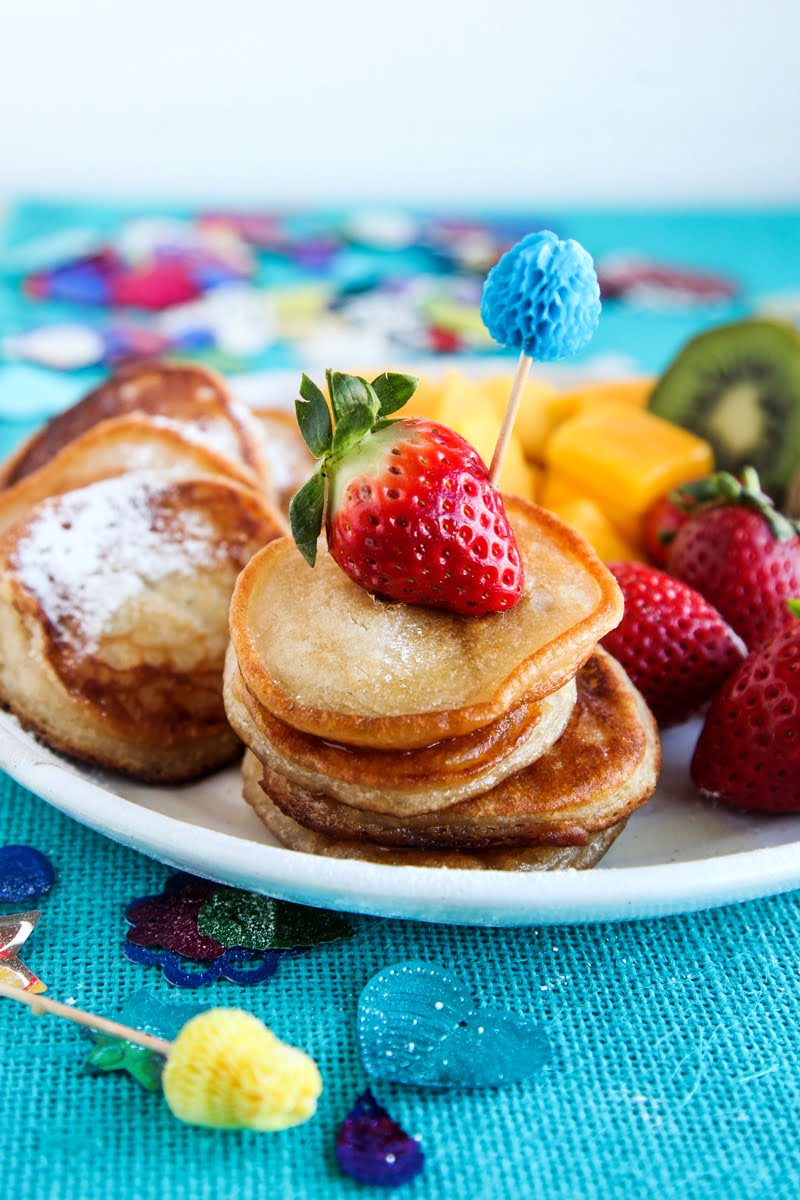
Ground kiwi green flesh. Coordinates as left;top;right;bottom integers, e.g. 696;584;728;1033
649;319;800;504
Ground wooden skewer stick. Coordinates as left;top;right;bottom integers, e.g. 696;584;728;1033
0;981;172;1056
489;349;532;487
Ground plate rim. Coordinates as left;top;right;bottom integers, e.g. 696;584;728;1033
2;712;798;927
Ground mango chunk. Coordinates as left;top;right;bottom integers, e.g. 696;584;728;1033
481;375;576;461
545;403;714;520
437;373;538;500
561;378;655;413
539;470;592;511
548;497;641;563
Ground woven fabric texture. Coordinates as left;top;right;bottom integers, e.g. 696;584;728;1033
0;769;798;1200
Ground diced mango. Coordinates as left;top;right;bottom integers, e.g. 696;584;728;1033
437;373;538;500
481;375;577;461
548;497;641;563
539;470;592;511
545;403;714;520
560;378;655;413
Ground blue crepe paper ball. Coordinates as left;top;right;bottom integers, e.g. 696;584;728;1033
480;230;601;360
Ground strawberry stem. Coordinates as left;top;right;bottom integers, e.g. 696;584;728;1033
669;468;800;544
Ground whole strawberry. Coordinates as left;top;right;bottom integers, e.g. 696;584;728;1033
691;602;800;813
641;477;717;567
601;562;746;726
667;469;800;648
289;370;524;615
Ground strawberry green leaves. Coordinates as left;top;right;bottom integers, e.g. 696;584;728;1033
296;374;333;457
290;369;419;567
371;372;418;417
289;468;325;566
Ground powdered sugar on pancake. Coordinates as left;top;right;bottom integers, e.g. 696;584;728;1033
11;474;229;653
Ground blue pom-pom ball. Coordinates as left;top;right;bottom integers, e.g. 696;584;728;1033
480;230;601;361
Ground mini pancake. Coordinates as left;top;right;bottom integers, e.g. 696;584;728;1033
242;751;627;871
0;414;279;539
0;474;283;782
225;647;577;814
251;408;314;514
230;496;623;750
0;361;266;489
251;651;660;847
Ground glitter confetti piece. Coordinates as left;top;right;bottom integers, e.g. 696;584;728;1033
336;1090;424;1187
84;989;205;1091
125;876;224;960
123;941;289;989
197;887;356;951
0;911;46;993
0;846;55;902
358;961;551;1088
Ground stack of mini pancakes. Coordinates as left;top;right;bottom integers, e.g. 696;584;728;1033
225;496;661;871
0;361;291;782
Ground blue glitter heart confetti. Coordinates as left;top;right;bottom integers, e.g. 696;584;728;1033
0;846;55;903
358;961;551;1088
336;1090;424;1187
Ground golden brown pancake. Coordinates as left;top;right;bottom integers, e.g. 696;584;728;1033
251;408;314;514
229;496;623;750
241;750;627;870
0;414;277;539
225;647;577;814
251;651;660;847
0;361;266;489
0;474;283;782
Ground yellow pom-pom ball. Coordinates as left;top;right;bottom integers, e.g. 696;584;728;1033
162;1009;323;1131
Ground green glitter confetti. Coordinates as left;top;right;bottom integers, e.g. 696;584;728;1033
85;1038;164;1092
196;888;356;950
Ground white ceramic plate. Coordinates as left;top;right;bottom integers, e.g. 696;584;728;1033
2;710;798;926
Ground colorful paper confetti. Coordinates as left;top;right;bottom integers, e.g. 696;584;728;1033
357;961;551;1088
336;1090;424;1187
0;911;46;993
0;846;55;903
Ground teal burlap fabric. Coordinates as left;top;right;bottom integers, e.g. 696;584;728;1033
1;771;798;1199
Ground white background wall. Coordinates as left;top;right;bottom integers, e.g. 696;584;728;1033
1;0;799;205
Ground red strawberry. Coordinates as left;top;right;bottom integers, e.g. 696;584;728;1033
666;469;800;648
691;603;800;813
642;493;687;567
601;562;746;726
289;370;523;615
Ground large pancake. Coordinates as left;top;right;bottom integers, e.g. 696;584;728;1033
230;496;623;750
0;414;277;539
225;647;576;814
252;651;660;846
0;473;283;782
241;751;627;871
251;408;314;514
0;361;266;488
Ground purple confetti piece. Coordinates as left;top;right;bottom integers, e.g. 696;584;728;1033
336;1090;424;1188
124;875;222;960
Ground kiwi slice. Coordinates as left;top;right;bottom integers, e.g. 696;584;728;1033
649;319;800;503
